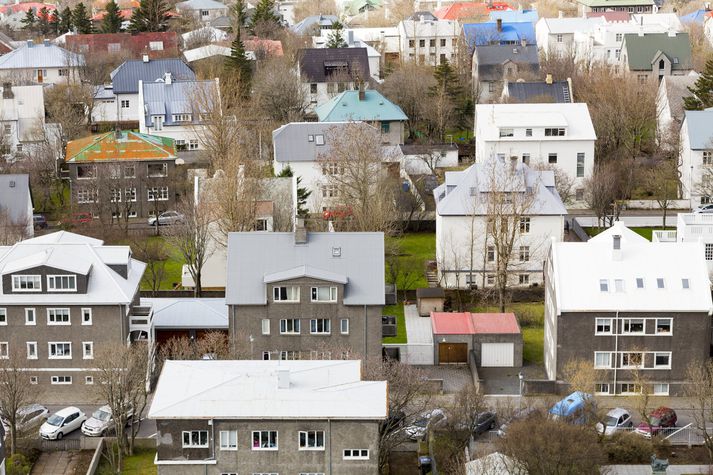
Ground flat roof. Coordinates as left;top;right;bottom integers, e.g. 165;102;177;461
431;312;520;334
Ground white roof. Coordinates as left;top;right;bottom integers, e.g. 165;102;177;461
466;453;521;475
181;26;228;44
538;16;605;34
182;44;231;63
475;103;597;142
549;222;713;313
148;360;387;420
631;13;683;31
142;298;227;329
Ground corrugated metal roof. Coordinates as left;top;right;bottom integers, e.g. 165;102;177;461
291;14;338;35
110;58;195;94
142;298;227;329
176;0;227;11
489;9;538;22
463;21;536;48
299;48;370;83
432;312;521;334
684;109;713;150
66;131;176;162
315;90;408;122
475;44;539;81
141;79;217;126
506;80;571;103
0;41;84;70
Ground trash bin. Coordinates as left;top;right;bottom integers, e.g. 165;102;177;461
418;456;432;474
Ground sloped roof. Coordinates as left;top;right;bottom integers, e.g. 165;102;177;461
434;2;512;21
0;41;84;70
176;0;227;10
463;21;536;47
586;11;631;21
475;103;596;141
272;121;376;163
66;131;176;163
475;44;539;81
182;44;230;62
291;14;338;35
623;32;691;71
489;9;538;23
315;90;407;122
507;80;571;103
537;16;605;34
298;48;370;83
142;298;227;329
661;73;699;124
110;58;195;94
683;109;713;150
142;79;217;127
680;9;712;24
578;0;653;6
263;265;348;284
0;174;31;226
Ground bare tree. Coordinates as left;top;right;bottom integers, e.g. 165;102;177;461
0;208;31;245
252;56;308;123
643;159;679;228
685;359;713;462
0;347;40;455
379;63;436;139
44;84;93;141
131;237;168;296
584;161;620;228
292;0;338;24
534;163;576;205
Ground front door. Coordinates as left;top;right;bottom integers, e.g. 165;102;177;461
439;343;468;364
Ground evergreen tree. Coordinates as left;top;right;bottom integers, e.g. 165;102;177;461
37;6;50;35
101;0;124;33
58;6;73;33
684;57;713;111
49;9;60;35
249;0;280;35
228;27;252;93
21;9;36;31
431;60;461;101
129;0;170;32
325;20;347;48
72;3;93;34
276;166;311;216
231;0;247;29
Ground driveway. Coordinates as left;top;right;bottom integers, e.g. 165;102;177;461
31;451;92;475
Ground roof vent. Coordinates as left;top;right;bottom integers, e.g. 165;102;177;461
277;369;290;389
142;53;149;63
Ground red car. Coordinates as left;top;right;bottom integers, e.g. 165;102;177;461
635;407;677;438
60;212;93;227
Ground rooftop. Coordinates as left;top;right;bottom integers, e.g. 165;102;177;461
66;131;177;163
272;121;376;163
142;78;218;127
431;312;521;334
463;21;536;47
315;89;408;122
577;0;654;6
489;9;538;23
434;2;513;21
683;108;713;150
474;44;539;80
0;40;84;70
506;80;572;103
622;32;692;71
298;48;370;83
175;0;227;10
537;16;605;34
142;298;227;329
110;58;195;94
291;14;338;35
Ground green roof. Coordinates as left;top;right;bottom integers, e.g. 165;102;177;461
623;33;692;71
346;0;382;16
315;90;408;123
578;0;653;6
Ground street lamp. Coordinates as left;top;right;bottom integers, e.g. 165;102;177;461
518;372;525;411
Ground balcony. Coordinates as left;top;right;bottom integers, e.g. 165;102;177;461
129;304;153;342
652;230;677;242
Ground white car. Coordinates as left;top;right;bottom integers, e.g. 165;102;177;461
82;404;134;437
403;409;446;440
148;211;184;226
1;404;48;436
694;204;713;214
40;407;86;440
596;408;633;436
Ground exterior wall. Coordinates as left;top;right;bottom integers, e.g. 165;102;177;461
178;7;228;23
116;93;141;123
398;21;459;66
677;213;713;275
304;81;357;115
679;118;708;206
417;297;444;316
433;334;472;364
472;333;523;367
273;160;324;213
543;252;558;380
156;418;380;474
229;277;383;360
0;66;80;85
141;123;207;151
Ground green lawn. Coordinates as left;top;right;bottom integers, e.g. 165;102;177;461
522;327;544;365
472;302;545;365
386;232;436;291
585;226;674;241
382;304;407;344
96;448;156;475
138;236;185;291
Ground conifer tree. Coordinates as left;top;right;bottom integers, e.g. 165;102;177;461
21;9;36;31
249;0;280;35
49;9;60;35
325;20;347;48
58;6;73;33
129;0;170;32
684;57;713;111
101;0;124;33
37;6;50;35
72;3;93;34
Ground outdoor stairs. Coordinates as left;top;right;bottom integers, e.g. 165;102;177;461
426;270;439;287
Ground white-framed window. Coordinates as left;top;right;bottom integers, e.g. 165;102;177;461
182;430;209;448
200;9;209;16
620;352;643;369
315;134;325;145
0;308;6;325
149;41;164;51
189;139;199;150
219;430;237;450
262;351;271;360
499;128;514;138
594;351;611;368
615;33;623;42
279;319;300;334
121;100;130;108
518;274;529;285
653;383;669;395
620;383;641;394
655;318;672;335
125;187;137;202
595;318;612;335
298;430;325;450
321;185;339;198
48;342;72;359
147;186;169;201
30;376;38;385
653;352;671;369
656;278;665;289
487;246;495;262
0;342;8;359
110;188;122;202
544;128;565;136
172;114;192;123
310;319;331;335
518;246;530;262
704;151;713;165
251;430;277;450
556;33;563;42
548;153;558;164
51;376;72;385
636;277;644;289
261;319;270;335
108;42;121;53
343;449;369;460
47;308;70;325
273;286;299;302
340;318;349;335
311;286;337;302
486;274;495;285
621;318;644;335
26;342;37;359
83;342;94;359
280;350;298;360
12;275;41;292
519;217;530;234
595;383;610;395
82;308;92;325
76;188;97;204
47;275;77;292
85;376;94;385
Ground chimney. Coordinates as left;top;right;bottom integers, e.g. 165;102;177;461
496;18;503;32
2;82;12;99
520;38;527;47
43;39;50;47
142;53;149;63
26;40;33;48
358;80;365;101
294;217;307;244
277;369;290;389
558;10;564;18
164;72;172;84
706;2;711;11
546;73;553;85
612;234;622;261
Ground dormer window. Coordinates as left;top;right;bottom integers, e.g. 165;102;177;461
311;286;337;302
12;275;41;292
544;128;566;136
172;114;192;122
47;275;77;292
656;278;665;289
599;279;608;292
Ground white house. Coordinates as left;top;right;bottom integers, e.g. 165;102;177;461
680;108;713;207
0;174;33;243
434;157;567;289
535;16;605;59
0;40;83;85
475;103;597;201
398;143;459;174
656;73;698;146
175;0;229;25
0;83;46;157
397;17;460;66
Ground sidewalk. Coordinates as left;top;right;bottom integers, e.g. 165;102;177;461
31;451;90;475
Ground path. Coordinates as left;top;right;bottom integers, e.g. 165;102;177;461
31;451;88;475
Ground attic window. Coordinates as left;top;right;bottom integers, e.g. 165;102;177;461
673;57;679;64
332;247;342;257
682;278;690;289
656;278;665;289
599;279;608;292
636;277;644;289
324;60;349;77
499;128;514;137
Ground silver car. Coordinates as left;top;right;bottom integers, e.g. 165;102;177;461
1;404;48;436
147;211;184;226
596;408;633;436
81;404;134;437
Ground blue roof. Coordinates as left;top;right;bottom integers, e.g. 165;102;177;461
680;9;710;24
684;109;713;150
315;90;408;122
489;9;538;23
549;391;591;417
462;21;536;48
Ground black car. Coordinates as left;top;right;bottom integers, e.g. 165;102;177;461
380;410;405;435
33;214;48;230
473;412;497;436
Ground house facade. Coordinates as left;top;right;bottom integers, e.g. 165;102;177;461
576;0;655;15
0;40;83;85
621;32;692;83
680;109;713;206
472;44;539;103
0;83;46;158
226;225;385;361
656;73;698;146
175;0;229;25
544;222;712;396
0;231;147;398
0;174;33;244
536;17;605;60
397;17;460;66
149;360;386;475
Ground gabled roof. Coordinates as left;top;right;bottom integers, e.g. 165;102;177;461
272;121;376;163
537;16;605;34
578;0;654;6
263;265;348;284
434;2;512;21
298;48;370;83
176;0;227;10
474;44;539;80
315;90;407;122
680;9;713;24
622;32;692;71
432;312;521;334
226;232;385;306
142;298;227;329
0;41;84;70
291;14;338;35
0;174;31;226
66;131;176;163
110;58;195;94
683;109;713;150
182;44;230;63
181;26;228;43
149;360;387;420
463;21;536;47
489;9;538;23
506;80;571;103
142;79;217;127
660;73;699;124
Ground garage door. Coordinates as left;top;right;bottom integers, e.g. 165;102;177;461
481;343;514;367
438;343;468;364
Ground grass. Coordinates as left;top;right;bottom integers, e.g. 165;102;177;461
138;236;185;291
386;232;436;290
382;304;407;344
472;302;545;365
96;448;156;475
522;327;544;365
584;227;674;241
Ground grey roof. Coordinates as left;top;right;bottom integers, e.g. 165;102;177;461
433;158;568;216
0;31;14;50
475;44;539;81
142;298;227;329
210;15;231;28
298;48;370;83
176;0;227;10
0;41;84;70
506;80;571;103
663;73;699;124
0;174;31;225
291;14;338;35
110;58;196;95
408;11;437;20
416;287;445;298
272;121;375;163
226;232;385;306
142;79;216;126
684;109;713;150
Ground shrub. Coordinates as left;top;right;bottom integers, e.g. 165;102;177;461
603;432;652;464
7;453;31;475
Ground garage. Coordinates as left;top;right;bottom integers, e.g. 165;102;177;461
438;343;468;364
481;343;515;367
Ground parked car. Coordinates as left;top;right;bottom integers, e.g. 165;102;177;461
694;204;713;214
59;212;93;227
635;407;677;438
380;409;406;435
549;391;595;425
596;408;633;436
81;404;134;437
33;214;48;230
403;409;446;440
1;404;48;436
39;407;86;440
148;211;184;226
472;412;498;436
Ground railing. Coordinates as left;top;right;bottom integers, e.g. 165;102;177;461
603;423;706;446
652;230;677;242
130;304;153;341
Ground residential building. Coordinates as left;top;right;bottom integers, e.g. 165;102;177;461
434;157;567;289
472;43;539;103
679;8;712;25
226;224;385;361
91;57;196;125
654;213;713;278
277;0;298;26
0;3;56;30
65;131;180;220
0;83;46;158
150;360;386;474
434;2;513;22
182;44;231;65
175;0;229;26
462;19;536;49
291;14;339;36
576;0;655;15
0;40;83;85
334;26;401;63
680;108;713;206
138;75;220;151
656;73;699;146
502;76;574;103
620;32;692;82
0;174;33;244
181;26;228;46
397;17;460;66
475;103;597;196
544;222;712;396
314;89;408;145
298;48;371;114
398;143;459;174
535;16;605;59
313;30;382;81
346;0;383;18
65;32;179;59
0;231;147;397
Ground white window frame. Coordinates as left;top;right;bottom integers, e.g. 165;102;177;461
0;308;6;325
599;279;608;292
653;383;669;396
519;217;530;234
182;430;209;448
340;318;349;335
595;318;612;335
279;319;300;335
0;342;8;359
82;341;94;360
518;246;530;262
48;342;72;359
47;308;71;325
620;383;641;395
594;351;611;369
655;318;672;335
120;100;130;108
653;352;671;369
620;352;643;369
51;375;72;385
621;318;644;335
310;318;331;335
272;286;300;303
261;319;270;335
29;376;38;385
343;449;370;460
12;275;41;292
81;308;92;325
298;430;325;451
251;430;278;450
85;376;94;385
280;350;298;360
311;286;337;302
26;342;37;359
219;430;238;450
595;383;610;395
47;275;77;292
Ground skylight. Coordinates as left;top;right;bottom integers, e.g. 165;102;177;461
656;278;665;289
635;278;644;289
599;279;608;292
682;278;690;289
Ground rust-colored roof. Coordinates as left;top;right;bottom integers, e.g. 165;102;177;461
431;312;521;334
65;131;176;163
586;11;630;22
434;2;512;20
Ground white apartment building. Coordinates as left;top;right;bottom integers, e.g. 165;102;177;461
653;213;713;277
397;17;460;66
680;109;713;206
475;103;597;201
536;16;605;59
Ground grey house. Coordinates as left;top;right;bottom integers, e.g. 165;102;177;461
0;174;33;244
226;223;385;361
472;43;540;103
149;359;387;475
544;222;713;396
0;231;147;399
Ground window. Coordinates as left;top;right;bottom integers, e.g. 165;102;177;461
315;134;325;145
322;185;339;197
124;188;137;202
576;153;585;178
262;351;271;360
615;33;623;42
486;274;495;285
653;383;669;395
381;122;390;134
621;352;643;369
595;383;610;395
575;188;584;201
518;246;530;262
544;128;565;136
654;352;671;369
488;82;495;93
147;186;169;201
25;342;36;359
614;279;624;292
522;153;530;164
110;188;123;202
219;430;237;450
599;279;609;292
12;275;41;292
408;39;414;48
419;39;425;47
311;286;337;302
704;151;713;165
299;430;325;450
487;246;495;262
51;376;72;385
252;430;278;450
273;286;299;302
518;274;529;285
49;342;71;359
322;162;343;175
81;308;92;325
440;38;446;47
147;163;167;177
429;39;435;47
525;128;532;137
636;277;644;289
107;42;121;53
86;376;94;385
280;350;298;360
310;83;318;94
30;376;38;385
47;308;70;325
637;74;647;84
548;153;558;164
655;318;672;335
519;217;530;234
620;383;640;394
344;449;369;460
47;275;77;291
77;188;97;204
149;41;164;51
0;342;7;359
706;244;713;261
83;342;93;359
622;318;644;334
200;9;209;16
682;278;690;289
656;278;665;289
261;319;270;335
556;33;563;42
182;430;209;448
279;319;300;334
121;100;130;108
172;114;192;122
124;166;135;178
594;352;611;368
310;319;331;334
25;308;35;325
340;318;349;334
499;128;514;137
3;124;10;135
595;318;612;335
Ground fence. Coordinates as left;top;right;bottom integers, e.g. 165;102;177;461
86;438;104;475
40;438;81;451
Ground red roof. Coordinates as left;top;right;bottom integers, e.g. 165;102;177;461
65;32;179;58
434;2;512;20
586;11;630;22
431;312;520;335
0;2;56;15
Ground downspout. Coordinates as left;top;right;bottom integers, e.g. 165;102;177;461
364;305;368;360
328;418;333;475
209;418;215;470
613;311;619;395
